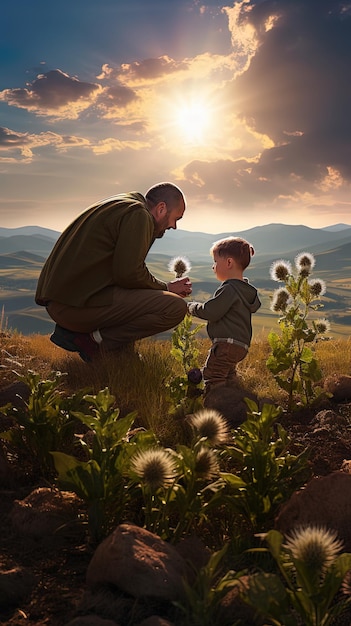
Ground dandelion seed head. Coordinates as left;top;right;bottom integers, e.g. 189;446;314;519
315;318;331;334
270;287;290;312
309;278;326;297
168;256;191;278
131;448;177;490
270;260;292;282
195;447;219;479
295;252;315;274
284;526;343;572
190;409;230;445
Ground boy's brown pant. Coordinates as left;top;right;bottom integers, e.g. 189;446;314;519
47;285;187;351
203;340;248;394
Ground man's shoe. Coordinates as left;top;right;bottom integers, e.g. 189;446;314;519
50;324;100;362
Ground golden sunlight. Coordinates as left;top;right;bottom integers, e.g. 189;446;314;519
174;100;212;143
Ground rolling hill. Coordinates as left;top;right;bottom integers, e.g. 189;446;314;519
0;224;350;337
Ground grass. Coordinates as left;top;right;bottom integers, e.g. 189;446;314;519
1;325;350;437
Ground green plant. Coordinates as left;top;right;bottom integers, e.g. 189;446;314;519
219;399;310;532
267;253;330;411
51;387;156;542
129;409;230;543
243;527;351;626
173;544;242;626
168;313;205;417
0;370;81;475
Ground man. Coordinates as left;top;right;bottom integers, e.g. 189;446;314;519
35;182;192;361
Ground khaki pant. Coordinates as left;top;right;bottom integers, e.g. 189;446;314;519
47;286;187;351
203;341;248;392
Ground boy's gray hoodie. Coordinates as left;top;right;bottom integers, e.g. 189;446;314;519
188;278;261;346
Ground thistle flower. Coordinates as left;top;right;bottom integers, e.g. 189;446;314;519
168;256;191;278
187;367;203;385
270;287;290;312
269;259;292;282
314;317;331;334
295;252;316;277
131;448;177;490
308;278;326;298
284;526;343;573
190;409;230;445
194;447;219;479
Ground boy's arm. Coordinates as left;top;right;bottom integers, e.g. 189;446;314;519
187;284;237;322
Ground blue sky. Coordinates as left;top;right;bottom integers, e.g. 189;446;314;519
1;0;351;233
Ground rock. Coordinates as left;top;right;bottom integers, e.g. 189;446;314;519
217;575;264;625
203;381;265;428
0;565;36;607
10;487;82;538
324;375;351;402
275;471;351;550
86;524;188;601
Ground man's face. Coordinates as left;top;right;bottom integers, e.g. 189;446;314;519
153;200;185;238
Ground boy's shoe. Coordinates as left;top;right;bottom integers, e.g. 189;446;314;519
50;324;100;362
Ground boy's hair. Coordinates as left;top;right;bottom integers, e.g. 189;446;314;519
210;236;255;270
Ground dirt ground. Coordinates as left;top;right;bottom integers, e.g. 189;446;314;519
1;392;351;625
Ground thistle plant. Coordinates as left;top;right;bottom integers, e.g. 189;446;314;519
168;313;205;418
174;544;242;626
168;255;191;278
243;526;351;626
0;370;80;476
267;252;331;411
219;399;310;532
129;447;179;536
129;409;229;542
51;387;156;542
190;409;230;446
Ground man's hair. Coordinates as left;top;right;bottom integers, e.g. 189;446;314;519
145;182;184;212
210;236;255;270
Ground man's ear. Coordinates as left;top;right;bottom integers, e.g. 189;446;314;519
151;201;166;219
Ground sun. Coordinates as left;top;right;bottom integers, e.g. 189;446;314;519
174;100;212;144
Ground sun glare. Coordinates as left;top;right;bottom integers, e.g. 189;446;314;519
175;100;211;144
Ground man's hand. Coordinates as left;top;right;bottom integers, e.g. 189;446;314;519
167;277;192;298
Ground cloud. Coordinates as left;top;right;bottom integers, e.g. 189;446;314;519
177;0;351;215
0;69;102;119
0;126;146;163
98;56;190;86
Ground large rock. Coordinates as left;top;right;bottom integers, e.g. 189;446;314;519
10;487;82;538
203;381;265;428
86;524;188;601
275;471;351;550
324;375;351;402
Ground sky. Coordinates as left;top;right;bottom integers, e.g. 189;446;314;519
1;0;351;234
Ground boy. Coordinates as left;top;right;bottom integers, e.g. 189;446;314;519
187;236;261;395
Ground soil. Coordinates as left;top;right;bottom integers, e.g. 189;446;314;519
1;383;351;625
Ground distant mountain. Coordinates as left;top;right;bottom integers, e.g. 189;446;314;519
1;223;351;264
1;223;351;337
321;223;351;232
0;226;60;239
150;223;351;262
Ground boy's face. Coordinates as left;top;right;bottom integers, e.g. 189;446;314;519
212;251;232;281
